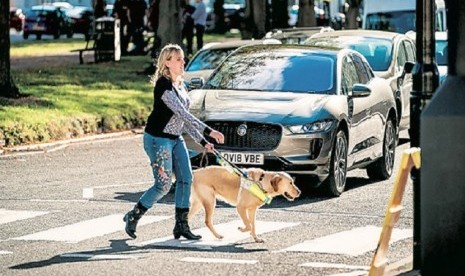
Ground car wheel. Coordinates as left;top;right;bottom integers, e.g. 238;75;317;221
54;30;60;39
23;32;29;40
36;34;42;40
366;119;396;180
325;130;348;197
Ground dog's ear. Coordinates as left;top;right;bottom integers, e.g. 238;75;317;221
271;174;281;192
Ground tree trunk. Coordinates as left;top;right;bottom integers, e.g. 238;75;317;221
213;0;228;34
0;0;19;98
297;0;316;27
157;0;182;49
271;0;289;29
241;0;267;39
345;0;361;29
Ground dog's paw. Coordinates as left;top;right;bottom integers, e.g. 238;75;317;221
215;234;224;240
253;237;265;243
238;226;250;232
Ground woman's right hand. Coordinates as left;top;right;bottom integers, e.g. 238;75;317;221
209;130;224;144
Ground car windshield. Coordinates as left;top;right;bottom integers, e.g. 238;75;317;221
186;48;237;71
205;47;336;94
365;11;416;33
436;40;448;66
27;9;55;18
305;36;392;71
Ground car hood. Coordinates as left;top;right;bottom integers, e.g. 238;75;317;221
184;70;215;83
189;89;333;125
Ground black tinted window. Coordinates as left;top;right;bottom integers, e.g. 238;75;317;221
205;48;336;94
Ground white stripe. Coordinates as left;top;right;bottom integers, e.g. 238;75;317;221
300;262;369;270
13;214;170;243
328;271;368;276
137;220;299;250
0;251;13;255
283;226;412;256
60;253;137;260
0;209;49;225
181;257;258;265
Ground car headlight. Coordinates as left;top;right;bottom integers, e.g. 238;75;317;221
288;120;334;134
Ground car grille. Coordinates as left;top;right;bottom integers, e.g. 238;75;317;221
205;121;282;151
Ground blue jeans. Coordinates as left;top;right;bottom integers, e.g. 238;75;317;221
139;133;193;209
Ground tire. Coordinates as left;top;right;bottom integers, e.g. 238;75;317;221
325;130;348;197
366;119;396;180
36;34;42;40
23;32;29;40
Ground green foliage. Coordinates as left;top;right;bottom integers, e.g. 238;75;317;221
0;55;153;147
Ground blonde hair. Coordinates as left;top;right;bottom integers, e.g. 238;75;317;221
152;44;184;84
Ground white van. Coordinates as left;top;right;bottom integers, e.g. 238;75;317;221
363;0;447;33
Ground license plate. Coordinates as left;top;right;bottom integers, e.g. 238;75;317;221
220;152;264;165
32;24;45;31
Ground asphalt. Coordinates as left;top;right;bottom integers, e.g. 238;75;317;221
0;128;417;275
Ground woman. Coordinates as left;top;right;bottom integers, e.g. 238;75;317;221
124;44;224;240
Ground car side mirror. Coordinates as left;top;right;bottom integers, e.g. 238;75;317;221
188;77;205;91
350;84;371;97
397;61;415;88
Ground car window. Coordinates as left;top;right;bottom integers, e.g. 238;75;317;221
186;48;236;71
341;56;359;95
435;40;448;65
342;56;360;95
205;48;336;94
307;37;393;72
396;42;408;72
351;54;371;84
365;11;416;33
404;40;416;62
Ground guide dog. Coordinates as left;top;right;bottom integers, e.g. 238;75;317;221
188;165;301;243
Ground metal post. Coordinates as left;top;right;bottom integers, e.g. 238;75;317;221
419;0;465;274
411;0;439;270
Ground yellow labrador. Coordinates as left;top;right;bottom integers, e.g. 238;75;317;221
189;165;301;243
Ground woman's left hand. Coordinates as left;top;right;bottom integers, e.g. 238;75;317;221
209;130;224;144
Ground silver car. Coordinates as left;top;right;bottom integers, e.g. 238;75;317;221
304;30;416;136
185;44;397;196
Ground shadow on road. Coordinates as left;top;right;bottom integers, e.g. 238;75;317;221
9;238;266;270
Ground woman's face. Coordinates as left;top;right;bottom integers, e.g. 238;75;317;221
166;51;185;80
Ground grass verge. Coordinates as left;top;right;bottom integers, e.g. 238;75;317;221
2;32;241;148
1;56;153;147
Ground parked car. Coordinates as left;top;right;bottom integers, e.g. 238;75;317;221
186;44;397;196
23;5;74;40
406;31;448;84
65;6;94;40
305;30;416;137
184;39;280;88
10;7;25;32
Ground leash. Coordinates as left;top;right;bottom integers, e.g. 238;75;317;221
211;150;272;204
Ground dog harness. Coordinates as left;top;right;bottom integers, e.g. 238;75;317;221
213;150;272;204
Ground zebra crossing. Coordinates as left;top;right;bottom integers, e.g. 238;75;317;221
0;208;413;270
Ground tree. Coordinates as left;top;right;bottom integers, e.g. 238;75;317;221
297;0;316;27
0;0;19;98
241;0;267;39
213;0;228;34
271;0;289;29
156;0;182;50
345;0;362;29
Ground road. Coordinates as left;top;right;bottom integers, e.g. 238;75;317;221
0;132;414;275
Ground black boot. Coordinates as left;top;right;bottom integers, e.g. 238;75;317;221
173;208;201;240
123;202;147;239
